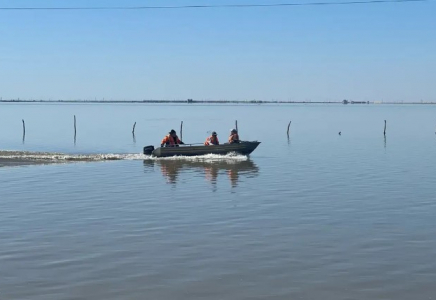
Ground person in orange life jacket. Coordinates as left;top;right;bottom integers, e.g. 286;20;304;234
204;131;219;146
161;129;184;147
228;129;240;144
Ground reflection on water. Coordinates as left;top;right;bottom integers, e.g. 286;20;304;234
3;105;436;300
144;158;259;188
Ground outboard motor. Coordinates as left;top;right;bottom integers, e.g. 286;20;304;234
143;145;155;155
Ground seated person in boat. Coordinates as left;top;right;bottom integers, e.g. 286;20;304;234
228;129;240;144
204;131;219;146
161;129;184;147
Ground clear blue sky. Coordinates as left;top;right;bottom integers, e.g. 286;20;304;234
0;0;435;101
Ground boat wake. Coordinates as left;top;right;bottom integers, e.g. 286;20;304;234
143;152;248;162
0;151;145;162
0;150;248;166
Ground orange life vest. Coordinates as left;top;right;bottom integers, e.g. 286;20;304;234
228;133;240;144
161;134;181;146
204;136;219;146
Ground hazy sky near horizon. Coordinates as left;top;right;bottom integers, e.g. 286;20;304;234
0;0;435;101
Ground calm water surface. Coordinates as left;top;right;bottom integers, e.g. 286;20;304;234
1;103;436;300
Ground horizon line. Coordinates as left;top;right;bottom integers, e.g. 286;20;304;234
0;0;430;10
1;99;435;105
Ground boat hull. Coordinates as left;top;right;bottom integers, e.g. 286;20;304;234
150;141;261;158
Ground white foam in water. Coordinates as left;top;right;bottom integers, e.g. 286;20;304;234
0;151;247;163
0;151;134;162
142;152;248;162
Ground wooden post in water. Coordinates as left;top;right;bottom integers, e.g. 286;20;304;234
180;121;183;141
235;120;238;132
384;120;386;136
22;119;26;142
74;115;77;142
132;122;137;143
287;121;291;137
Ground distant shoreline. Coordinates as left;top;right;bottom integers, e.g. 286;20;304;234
0;100;435;105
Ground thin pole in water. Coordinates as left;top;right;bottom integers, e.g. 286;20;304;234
22;119;25;142
235;120;238;132
287;121;291;136
384;120;386;136
180;121;183;141
132;122;137;143
74;115;77;143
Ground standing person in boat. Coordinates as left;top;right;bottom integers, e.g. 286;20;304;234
204;131;220;146
161;129;184;147
228;129;240;144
